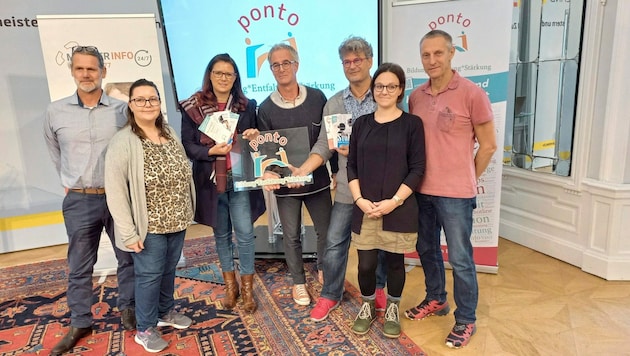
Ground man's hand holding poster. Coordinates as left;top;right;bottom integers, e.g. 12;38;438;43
232;127;313;191
323;113;353;149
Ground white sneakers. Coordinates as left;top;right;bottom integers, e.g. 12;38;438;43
292;284;311;306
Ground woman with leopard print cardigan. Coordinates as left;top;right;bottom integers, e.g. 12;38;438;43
105;79;195;353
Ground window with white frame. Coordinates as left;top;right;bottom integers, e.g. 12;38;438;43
504;0;585;176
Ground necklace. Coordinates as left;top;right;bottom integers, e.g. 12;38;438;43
351;86;370;100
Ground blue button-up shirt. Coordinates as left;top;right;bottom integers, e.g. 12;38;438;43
43;91;127;189
342;86;376;120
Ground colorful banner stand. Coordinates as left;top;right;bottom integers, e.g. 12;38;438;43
387;0;513;273
37;14;174;275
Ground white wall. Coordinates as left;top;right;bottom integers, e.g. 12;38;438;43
500;0;630;280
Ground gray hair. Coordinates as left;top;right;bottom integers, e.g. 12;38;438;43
420;30;453;50
338;36;373;60
69;46;105;69
267;43;299;63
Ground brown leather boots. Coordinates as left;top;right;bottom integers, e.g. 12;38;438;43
241;274;257;313
222;271;240;309
222;271;257;313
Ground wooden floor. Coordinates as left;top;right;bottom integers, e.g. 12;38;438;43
2;223;629;356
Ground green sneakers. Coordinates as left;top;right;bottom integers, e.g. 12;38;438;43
351;298;376;335
383;299;401;338
352;297;402;338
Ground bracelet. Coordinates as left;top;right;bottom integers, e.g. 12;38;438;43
354;196;363;204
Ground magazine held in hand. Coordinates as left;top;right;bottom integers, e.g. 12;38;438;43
198;110;240;144
323;113;353;149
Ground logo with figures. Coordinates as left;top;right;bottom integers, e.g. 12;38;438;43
428;13;472;52
245;33;298;78
236;4;301;78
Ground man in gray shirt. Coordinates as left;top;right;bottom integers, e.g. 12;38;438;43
43;45;135;355
288;37;388;322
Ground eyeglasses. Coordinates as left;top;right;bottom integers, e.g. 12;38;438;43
374;84;400;93
211;71;237;80
342;57;367;68
270;60;297;72
72;45;100;54
130;97;161;107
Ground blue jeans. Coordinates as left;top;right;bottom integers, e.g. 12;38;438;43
320;202;388;301
132;230;186;332
320;202;352;301
415;193;478;324
214;190;256;275
375;250;387;289
62;192;135;328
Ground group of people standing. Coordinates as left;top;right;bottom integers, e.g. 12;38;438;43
43;28;495;354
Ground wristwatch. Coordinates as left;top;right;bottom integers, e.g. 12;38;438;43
392;195;404;206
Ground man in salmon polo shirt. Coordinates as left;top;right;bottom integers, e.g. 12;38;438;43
405;29;497;349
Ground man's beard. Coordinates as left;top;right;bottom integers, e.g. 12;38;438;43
75;80;99;93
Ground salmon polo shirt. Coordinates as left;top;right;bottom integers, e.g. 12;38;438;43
408;71;494;198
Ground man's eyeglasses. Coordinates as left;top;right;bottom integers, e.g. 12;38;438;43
270;60;297;72
342;58;367;68
374;84;400;93
72;45;100;54
211;71;237;80
130;97;161;107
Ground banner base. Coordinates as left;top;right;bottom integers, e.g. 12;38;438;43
404;258;498;274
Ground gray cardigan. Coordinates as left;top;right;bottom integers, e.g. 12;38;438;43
104;125;196;252
313;91;353;204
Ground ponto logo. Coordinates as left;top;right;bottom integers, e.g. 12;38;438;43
428;13;472;52
454;31;468;52
245;32;298;78
236;4;301;78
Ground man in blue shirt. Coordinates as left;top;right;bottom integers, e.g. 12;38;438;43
43;45;135;355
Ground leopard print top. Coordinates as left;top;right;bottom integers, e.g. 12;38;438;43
142;138;193;234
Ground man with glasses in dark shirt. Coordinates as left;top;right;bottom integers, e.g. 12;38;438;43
258;43;331;307
43;45;135;355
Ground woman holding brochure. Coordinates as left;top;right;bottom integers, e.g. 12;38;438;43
180;53;265;313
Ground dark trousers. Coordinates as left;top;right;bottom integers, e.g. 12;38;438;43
276;188;332;284
62;191;135;328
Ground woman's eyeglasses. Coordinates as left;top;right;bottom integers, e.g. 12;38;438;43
211;71;237;80
374;84;400;93
130;97;161;107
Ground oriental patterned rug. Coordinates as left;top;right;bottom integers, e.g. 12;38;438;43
0;237;426;355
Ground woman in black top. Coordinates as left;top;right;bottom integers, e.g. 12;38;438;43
347;63;426;338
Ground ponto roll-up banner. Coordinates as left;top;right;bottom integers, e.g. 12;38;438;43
37;14;166;113
388;0;512;273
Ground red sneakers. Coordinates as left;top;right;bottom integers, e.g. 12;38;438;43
375;288;386;312
310;297;340;322
404;299;450;320
445;322;476;348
